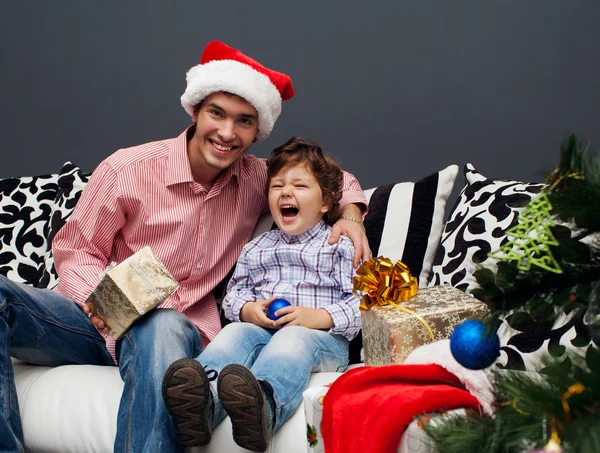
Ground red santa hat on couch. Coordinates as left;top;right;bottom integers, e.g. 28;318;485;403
181;40;295;142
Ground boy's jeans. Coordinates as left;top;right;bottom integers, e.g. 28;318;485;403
198;322;349;432
0;275;203;453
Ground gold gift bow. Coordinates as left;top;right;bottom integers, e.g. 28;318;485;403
353;257;434;340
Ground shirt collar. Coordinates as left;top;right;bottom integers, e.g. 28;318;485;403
280;220;327;244
165;125;241;188
165;127;195;187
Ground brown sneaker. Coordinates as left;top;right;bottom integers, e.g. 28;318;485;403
162;358;215;446
217;364;271;452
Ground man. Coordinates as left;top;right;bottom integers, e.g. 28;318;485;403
0;40;369;453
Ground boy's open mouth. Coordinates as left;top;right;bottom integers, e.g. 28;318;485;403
280;205;299;219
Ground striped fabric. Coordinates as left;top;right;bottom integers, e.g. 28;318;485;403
363;165;459;287
348;165;459;363
51;127;366;361
223;220;361;341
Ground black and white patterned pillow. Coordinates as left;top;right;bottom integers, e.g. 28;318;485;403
429;163;545;292
0;173;59;286
428;164;598;372
38;163;90;289
349;164;459;363
497;302;599;371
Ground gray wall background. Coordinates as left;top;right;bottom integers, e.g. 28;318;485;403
1;1;599;193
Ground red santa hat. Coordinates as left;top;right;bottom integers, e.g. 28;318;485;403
181;40;295;142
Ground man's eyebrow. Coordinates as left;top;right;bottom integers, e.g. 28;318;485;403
238;112;258;120
205;102;224;111
205;102;258;120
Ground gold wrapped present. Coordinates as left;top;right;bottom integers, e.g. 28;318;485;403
85;246;179;339
361;284;488;366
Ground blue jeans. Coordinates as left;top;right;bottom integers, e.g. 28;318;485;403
197;322;349;432
0;275;203;453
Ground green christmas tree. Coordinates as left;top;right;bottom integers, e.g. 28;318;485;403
424;135;600;453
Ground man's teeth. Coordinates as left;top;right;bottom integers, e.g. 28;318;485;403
212;142;233;151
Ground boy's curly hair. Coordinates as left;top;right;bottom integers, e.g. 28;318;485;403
266;136;343;224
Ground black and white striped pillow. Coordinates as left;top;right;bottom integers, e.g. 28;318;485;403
363;164;459;287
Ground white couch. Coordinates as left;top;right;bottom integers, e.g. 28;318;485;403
3;162;463;452
6;160;592;452
13;360;434;453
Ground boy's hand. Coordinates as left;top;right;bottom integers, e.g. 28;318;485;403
82;303;110;335
240;298;276;328
272;306;334;330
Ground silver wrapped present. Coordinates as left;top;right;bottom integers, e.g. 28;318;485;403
85;246;179;339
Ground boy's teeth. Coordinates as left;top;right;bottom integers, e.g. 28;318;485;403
212;142;233;151
281;205;299;218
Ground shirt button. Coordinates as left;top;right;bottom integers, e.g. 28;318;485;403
283;263;289;269
197;263;201;269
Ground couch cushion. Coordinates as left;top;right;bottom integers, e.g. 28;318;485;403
0;173;59;286
364;164;459;287
12;359;341;453
14;359;427;453
428;164;599;372
429;163;544;292
38;162;90;289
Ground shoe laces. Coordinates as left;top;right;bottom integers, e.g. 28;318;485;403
204;366;218;382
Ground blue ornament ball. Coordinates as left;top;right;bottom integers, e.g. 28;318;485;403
450;320;500;370
266;298;291;321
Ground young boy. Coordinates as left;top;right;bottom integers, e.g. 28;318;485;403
162;136;361;452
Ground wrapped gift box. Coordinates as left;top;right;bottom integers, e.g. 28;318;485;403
361;284;487;366
303;385;329;453
85;246;179;339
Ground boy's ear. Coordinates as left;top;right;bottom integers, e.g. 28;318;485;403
320;195;333;213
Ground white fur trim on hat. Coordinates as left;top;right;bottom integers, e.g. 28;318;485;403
404;339;495;415
181;59;282;142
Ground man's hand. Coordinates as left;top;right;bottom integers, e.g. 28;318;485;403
272;306;334;330
240;298;276;328
82;303;110;335
329;204;371;267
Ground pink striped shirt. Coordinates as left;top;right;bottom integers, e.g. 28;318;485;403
52;127;366;361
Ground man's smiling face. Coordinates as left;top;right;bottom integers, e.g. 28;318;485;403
189;92;259;181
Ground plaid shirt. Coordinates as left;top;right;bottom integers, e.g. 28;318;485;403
223;220;361;340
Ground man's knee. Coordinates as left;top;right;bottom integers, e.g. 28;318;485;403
0;275;16;300
0;275;8;306
123;309;201;355
142;308;191;330
0;275;31;311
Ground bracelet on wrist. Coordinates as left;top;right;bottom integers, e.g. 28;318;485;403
340;216;364;226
